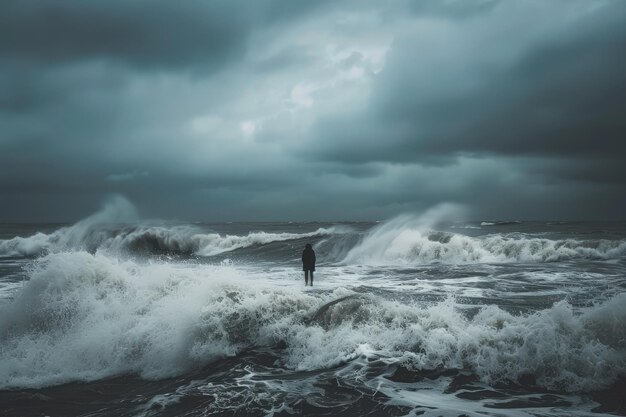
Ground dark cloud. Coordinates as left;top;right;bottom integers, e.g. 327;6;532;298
0;0;331;115
0;0;624;221
454;14;626;158
407;0;501;18
0;0;329;71
0;1;242;72
253;47;316;73
529;156;626;186
307;0;626;164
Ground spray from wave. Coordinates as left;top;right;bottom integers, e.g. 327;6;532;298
2;200;625;264
0;251;624;391
0;195;138;256
0;196;339;257
344;210;626;264
95;225;337;257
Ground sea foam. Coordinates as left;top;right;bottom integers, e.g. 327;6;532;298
0;251;624;391
3;202;624;264
344;214;626;264
0;197;338;257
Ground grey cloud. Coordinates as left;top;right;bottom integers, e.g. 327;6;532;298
0;0;330;72
106;171;149;183
529;157;626;186
307;0;626;165
0;0;624;222
407;0;501;19
253;47;316;73
456;17;626;158
0;0;331;113
0;1;245;72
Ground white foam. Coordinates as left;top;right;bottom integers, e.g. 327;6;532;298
0;252;310;388
91;224;339;256
0;232;51;257
0;251;624;391
189;229;337;256
345;214;626;264
0;197;340;257
0;195;138;257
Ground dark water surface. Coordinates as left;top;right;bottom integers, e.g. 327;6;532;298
1;201;625;416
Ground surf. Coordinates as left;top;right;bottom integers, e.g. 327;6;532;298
0;197;343;258
1;251;624;393
343;214;626;264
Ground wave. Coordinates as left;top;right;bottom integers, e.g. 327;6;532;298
450;224;482;230
0;232;52;257
0;195;138;257
94;225;337;257
481;221;522;226
0;251;624;391
3;202;625;265
0;225;337;258
344;214;626;264
0;197;338;257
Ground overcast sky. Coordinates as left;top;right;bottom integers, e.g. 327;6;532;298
1;0;625;222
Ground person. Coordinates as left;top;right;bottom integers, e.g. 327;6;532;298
302;243;316;286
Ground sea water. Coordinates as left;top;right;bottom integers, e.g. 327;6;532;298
1;198;624;416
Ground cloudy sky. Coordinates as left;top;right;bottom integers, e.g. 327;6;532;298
1;0;625;222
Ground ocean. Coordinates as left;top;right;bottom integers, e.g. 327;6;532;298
0;199;625;416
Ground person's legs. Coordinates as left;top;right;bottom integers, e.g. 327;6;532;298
304;270;309;286
310;271;313;286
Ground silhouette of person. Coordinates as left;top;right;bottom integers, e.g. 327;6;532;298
302;243;316;286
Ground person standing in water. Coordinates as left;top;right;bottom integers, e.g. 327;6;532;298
302;243;316;286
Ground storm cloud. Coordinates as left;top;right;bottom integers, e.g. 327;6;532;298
1;0;624;221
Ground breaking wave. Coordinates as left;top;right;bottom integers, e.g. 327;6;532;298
481;221;522;226
0;197;338;257
2;201;625;265
0;225;337;258
92;225;336;257
344;214;626;264
0;233;51;257
0;251;624;391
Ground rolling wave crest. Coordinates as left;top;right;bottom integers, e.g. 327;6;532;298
0;197;338;257
0;251;624;391
344;215;626;264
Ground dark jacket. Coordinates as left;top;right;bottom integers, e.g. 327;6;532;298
302;246;316;271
